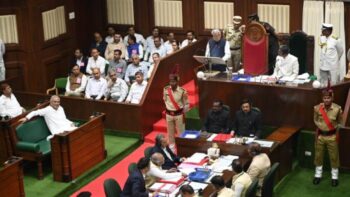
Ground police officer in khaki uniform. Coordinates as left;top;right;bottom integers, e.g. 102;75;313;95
224;16;244;71
163;73;188;152
313;88;343;187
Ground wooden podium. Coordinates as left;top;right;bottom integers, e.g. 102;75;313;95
0;157;25;197
51;113;106;182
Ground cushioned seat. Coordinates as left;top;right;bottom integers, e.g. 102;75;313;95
12;117;52;179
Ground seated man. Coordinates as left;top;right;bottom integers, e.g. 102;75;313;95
104;26;116;44
145;27;164;54
147;152;184;186
178;184;197;197
105;70;128;102
65;65;87;97
202;100;231;133
0;83;25;118
125;34;144;62
123;26;146;47
150;134;182;170
125;71;148;104
121;157;154;197
145;36;167;63
104;33;126;60
85;68;107;100
19;95;76;140
180;30;197;48
71;48;88;74
86;48;108;76
108;49;127;79
124;54;148;85
205;29;231;71
164;32;175;54
231;159;252;197
247;142;271;197
210;175;234;197
89;32;107;57
271;45;299;80
147;52;160;79
231;99;262;138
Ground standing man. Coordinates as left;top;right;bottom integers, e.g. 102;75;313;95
205;29;231;72
163;72;189;151
224;16;244;71
319;23;344;86
0;38;5;81
313;88;343;187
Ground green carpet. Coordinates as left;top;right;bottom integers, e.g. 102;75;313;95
275;166;350;197
23;131;140;197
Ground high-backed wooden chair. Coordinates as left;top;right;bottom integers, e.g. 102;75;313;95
289;31;314;74
243;22;269;75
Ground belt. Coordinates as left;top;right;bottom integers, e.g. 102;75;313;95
230;47;241;50
166;109;183;116
319;129;336;136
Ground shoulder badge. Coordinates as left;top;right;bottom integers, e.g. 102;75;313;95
331;35;338;40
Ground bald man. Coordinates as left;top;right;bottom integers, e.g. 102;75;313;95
19;95;76;140
146;152;184;186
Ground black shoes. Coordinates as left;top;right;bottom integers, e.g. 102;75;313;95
331;179;338;187
313;177;321;185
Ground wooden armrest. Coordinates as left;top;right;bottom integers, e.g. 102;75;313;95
46;87;57;95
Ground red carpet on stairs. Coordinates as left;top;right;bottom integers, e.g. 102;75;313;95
71;80;197;197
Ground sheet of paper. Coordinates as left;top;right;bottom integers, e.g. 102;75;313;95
253;140;274;148
186;153;207;163
207;134;217;141
184;134;198;139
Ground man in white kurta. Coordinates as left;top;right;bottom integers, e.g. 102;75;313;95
19;95;76;140
319;23;344;86
0;84;24;118
272;45;299;80
86;48;108;75
126;71;148;104
85;68;107;100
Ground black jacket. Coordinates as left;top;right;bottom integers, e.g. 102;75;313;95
232;108;262;138
202;109;231;133
121;169;148;197
150;145;181;170
71;56;88;74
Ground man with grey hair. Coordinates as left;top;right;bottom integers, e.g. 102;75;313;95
105;70;128;102
85;68;107;100
124;54;148;85
146;152;184;186
205;29;231;72
19;95;76;140
0;38;5;81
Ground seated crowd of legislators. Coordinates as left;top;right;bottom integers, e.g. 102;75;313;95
66;26;197;104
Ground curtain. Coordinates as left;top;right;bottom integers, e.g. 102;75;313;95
325;1;346;79
302;0;324;78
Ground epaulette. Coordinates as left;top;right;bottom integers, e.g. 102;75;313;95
332;35;338;40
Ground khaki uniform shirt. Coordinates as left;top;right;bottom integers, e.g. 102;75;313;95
314;103;343;131
224;25;242;49
247;153;271;196
217;187;234;197
231;172;252;197
163;86;188;111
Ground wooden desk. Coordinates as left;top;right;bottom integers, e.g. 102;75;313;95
51;113;106;182
0;157;25;197
198;73;350;130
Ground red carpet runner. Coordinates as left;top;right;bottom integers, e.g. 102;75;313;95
71;80;198;197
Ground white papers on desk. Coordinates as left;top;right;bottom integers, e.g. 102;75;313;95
207;134;217;141
297;73;310;80
226;137;255;144
210;155;239;173
186;153;207;163
279;76;295;82
183;134;198;139
253;140;274;148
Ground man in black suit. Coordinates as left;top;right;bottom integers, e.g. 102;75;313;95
150;134;182;170
71;48;88;74
121;157;152;197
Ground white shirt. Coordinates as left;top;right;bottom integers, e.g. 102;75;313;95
85;77;107;100
86;56;107;75
272;54;299;80
0;94;23;117
105;36;114;44
106;78;129;102
145;36;164;53
162;147;173;161
146;45;167;63
347;48;350;62
0;39;5;61
26;105;75;136
148;162;182;180
180;39;197;48
205;40;231;62
164;41;173;54
320;35;344;71
124;63;148;83
65;74;88;94
123;33;146;47
126;81;147;104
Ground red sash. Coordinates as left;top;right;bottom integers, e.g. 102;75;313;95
167;87;185;125
318;106;338;142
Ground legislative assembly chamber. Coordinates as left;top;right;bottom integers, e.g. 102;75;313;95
1;0;350;197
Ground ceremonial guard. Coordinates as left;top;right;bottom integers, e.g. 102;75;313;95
224;16;244;71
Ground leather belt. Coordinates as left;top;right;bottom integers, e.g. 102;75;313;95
230;47;241;50
319;129;336;136
166;109;183;116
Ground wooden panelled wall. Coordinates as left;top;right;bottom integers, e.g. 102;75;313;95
0;0;349;92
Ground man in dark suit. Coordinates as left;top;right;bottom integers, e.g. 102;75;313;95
150;134;182;170
71;48;88;74
121;157;151;197
201;100;231;133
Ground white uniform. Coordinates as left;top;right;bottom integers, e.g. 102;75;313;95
272;54;299;80
319;35;344;85
0;94;23;117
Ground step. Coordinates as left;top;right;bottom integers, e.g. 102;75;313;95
144;131;167;143
152;119;167;132
183;80;197;95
